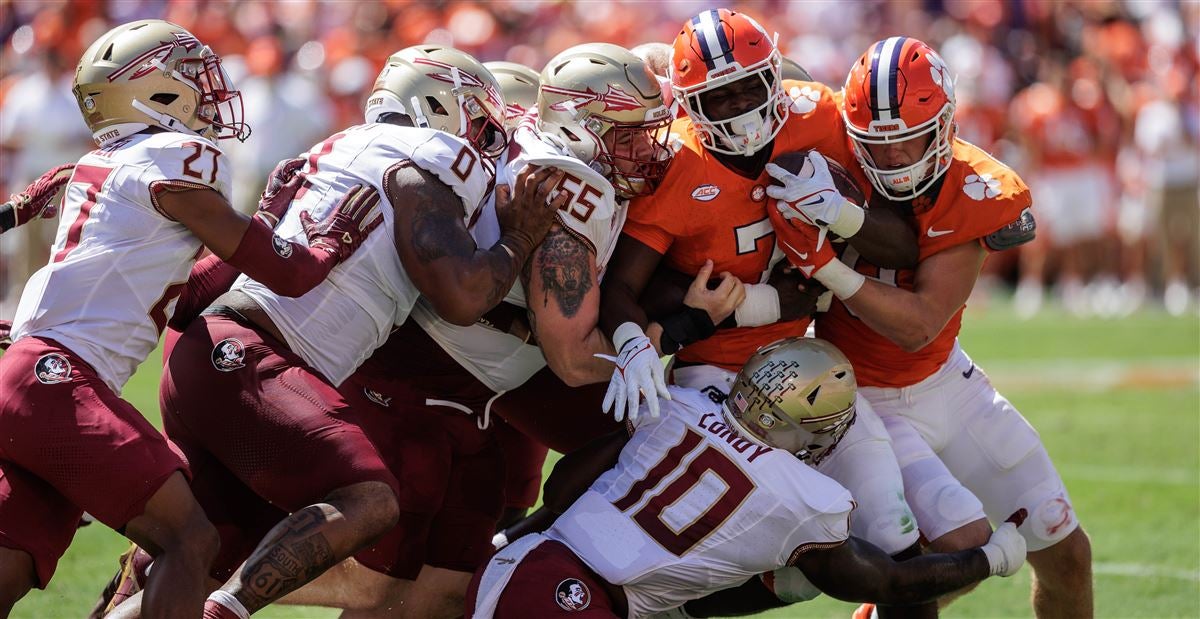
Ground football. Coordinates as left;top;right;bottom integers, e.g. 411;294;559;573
769;150;866;206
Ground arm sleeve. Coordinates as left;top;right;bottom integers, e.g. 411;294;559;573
168;253;241;331
223;215;339;298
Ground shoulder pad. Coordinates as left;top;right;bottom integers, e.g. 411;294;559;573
408;131;495;222
984;207;1036;251
147;134;231;200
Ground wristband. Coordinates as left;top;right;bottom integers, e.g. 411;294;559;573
980;544;1005;577
734;283;781;327
658;306;717;355
612;321;646;350
812;259;866;300
829;201;865;239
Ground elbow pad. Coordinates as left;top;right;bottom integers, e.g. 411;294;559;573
983;208;1036;252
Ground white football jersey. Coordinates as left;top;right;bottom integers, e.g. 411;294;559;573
12;131;230;392
411;115;626;392
546;387;855;617
235;124;493;386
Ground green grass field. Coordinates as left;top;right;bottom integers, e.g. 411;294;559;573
9;304;1199;618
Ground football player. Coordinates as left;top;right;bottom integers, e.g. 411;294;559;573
480;58;558;536
0;20;378;618
467;337;1027;618
597;8;928;601
153;45;567;619
768;37;1091;617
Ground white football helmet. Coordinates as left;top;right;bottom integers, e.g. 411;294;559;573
73;19;249;146
484;61;540;133
538;43;673;198
365;45;508;158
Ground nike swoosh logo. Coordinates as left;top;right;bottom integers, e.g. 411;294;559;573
963;364;975;379
779;238;810;262
927;227;954;237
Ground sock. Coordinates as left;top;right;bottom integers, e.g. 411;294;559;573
204;590;250;619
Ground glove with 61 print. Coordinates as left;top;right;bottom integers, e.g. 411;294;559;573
597;322;670;422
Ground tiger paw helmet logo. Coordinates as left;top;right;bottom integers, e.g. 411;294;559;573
555;578;591;611
926;52;955;102
211;338;246;372
963;173;1001;200
34;353;72;384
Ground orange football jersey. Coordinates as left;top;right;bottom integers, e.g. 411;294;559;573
623;81;853;371
816;139;1032;387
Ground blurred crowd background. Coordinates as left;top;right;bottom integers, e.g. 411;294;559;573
0;0;1196;319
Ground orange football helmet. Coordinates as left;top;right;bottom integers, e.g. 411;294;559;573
670;9;787;156
842;37;956;200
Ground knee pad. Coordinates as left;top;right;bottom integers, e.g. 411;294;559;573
761;566;822;603
1023;487;1079;551
845;475;920;555
905;458;985;543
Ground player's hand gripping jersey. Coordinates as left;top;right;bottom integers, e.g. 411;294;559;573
411;111;621;392
11;132;230;391
234;123;493;386
622;81;854;370
817;139;1033;387
545;387;854;617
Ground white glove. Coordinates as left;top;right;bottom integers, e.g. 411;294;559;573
596;322;670;422
765;152;865;239
980;522;1027;577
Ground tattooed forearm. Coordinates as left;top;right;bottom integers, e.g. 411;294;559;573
533;226;593;318
233;505;338;613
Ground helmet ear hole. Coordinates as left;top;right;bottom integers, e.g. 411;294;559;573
150;93;179;105
559;127;583;143
425;96;448;116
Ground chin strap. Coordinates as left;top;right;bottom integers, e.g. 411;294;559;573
131;99;202;137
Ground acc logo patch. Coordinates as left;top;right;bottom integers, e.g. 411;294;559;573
271;234;293;258
555;578;591;611
691;184;721;202
34;353;72;384
211;338;247;372
750;184;766;202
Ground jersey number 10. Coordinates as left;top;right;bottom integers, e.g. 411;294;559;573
611;428;756;556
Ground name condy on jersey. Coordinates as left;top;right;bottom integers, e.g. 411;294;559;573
12;131;230;392
412;117;625;393
546;387;854;617
235;124;493;387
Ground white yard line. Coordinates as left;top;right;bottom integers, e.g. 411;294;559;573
979;357;1199;390
1094;562;1200;582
